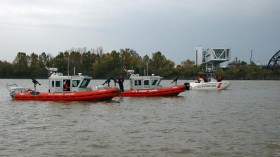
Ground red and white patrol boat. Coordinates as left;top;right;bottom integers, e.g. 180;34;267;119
6;68;119;101
119;70;189;97
190;72;231;90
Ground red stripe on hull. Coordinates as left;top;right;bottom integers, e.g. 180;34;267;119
13;88;119;101
119;85;186;97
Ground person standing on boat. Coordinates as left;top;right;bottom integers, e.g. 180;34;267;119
203;76;209;82
117;76;124;92
216;75;222;82
63;80;70;91
197;75;201;83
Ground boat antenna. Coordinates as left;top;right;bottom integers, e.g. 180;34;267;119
45;65;58;77
67;57;70;76
250;49;253;64
146;62;149;76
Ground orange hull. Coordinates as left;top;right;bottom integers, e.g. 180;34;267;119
13;88;119;101
119;85;186;97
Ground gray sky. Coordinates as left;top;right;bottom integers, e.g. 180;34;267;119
0;0;279;65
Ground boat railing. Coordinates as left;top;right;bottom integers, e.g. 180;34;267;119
6;83;16;89
5;83;20;92
6;83;28;96
95;85;112;90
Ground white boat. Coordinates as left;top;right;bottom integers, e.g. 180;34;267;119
190;72;231;90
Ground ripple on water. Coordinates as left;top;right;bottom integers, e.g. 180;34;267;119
266;143;280;149
0;80;279;156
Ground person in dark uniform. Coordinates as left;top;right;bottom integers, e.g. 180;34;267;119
216;75;222;82
117;76;124;92
203;76;209;82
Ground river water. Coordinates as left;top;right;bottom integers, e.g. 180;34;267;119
0;79;279;156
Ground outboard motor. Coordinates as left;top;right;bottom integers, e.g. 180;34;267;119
184;82;190;90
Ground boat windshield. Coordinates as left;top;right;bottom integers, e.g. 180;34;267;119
12;87;26;93
80;79;90;88
152;80;158;85
72;80;80;87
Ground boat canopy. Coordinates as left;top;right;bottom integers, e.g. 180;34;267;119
48;72;92;93
129;74;163;90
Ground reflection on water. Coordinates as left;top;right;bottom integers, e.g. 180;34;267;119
0;79;279;156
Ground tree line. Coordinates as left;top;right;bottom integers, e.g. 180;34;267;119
0;48;279;80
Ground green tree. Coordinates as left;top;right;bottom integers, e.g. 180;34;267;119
29;53;39;77
37;52;49;77
81;51;95;75
0;61;13;78
119;48;143;75
141;55;151;76
176;59;198;79
69;51;82;75
149;51;175;78
52;52;68;75
3;49;280;80
13;52;29;78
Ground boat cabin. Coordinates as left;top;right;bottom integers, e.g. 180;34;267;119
129;74;163;90
48;72;92;93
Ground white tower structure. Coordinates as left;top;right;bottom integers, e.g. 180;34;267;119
195;46;231;71
195;47;206;66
